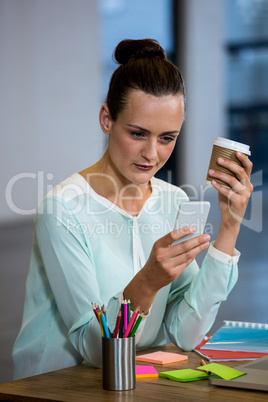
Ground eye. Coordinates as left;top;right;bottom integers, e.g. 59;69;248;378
160;136;176;143
131;131;145;139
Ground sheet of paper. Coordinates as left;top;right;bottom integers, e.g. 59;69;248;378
159;369;211;382
136;351;188;364
136;365;158;378
197;362;246;380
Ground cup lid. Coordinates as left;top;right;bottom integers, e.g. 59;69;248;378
213;137;251;155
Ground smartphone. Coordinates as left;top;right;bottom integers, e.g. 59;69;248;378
172;201;211;245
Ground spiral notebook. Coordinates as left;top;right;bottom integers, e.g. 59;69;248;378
195;337;267;362
201;320;268;353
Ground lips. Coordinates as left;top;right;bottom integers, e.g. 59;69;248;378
134;164;154;171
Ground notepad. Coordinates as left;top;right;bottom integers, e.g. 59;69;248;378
159;369;210;382
197;362;246;380
159;363;245;383
136;365;158;378
201;320;268;353
136;351;188;365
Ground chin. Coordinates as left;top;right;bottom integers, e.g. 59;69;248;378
131;173;155;186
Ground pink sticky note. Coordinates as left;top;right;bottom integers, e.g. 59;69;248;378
136;351;188;365
136;365;158;378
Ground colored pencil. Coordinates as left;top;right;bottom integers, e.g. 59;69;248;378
92;299;142;339
101;305;107;320
113;311;121;338
129;314;142;337
119;301;124;338
124;300;128;333
101;312;110;338
127;299;131;323
123;306;140;338
91;302;99;321
98;310;105;337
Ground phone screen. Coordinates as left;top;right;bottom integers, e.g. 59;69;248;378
172;201;210;245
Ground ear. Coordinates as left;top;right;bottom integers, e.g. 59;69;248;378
99;104;112;135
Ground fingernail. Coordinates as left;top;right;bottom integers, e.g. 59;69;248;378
209;169;215;175
190;226;196;233
204;234;210;241
218;158;224;163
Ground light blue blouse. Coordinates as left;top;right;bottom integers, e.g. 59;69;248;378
12;174;239;379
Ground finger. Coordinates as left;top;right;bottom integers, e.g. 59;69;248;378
212;170;253;195
159;226;196;248
170;233;211;257
211;178;236;196
216;157;251;183
211;179;251;206
209;165;252;192
209;170;247;193
170;240;210;269
235;152;253;177
154;232;210;268
170;257;195;278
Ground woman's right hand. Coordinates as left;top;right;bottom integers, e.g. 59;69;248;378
124;227;210;313
142;227;210;292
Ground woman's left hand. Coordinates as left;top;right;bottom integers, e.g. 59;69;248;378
208;151;253;229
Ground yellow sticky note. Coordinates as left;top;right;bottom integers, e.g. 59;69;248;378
197;363;246;380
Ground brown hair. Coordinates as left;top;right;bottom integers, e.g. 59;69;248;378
106;39;185;121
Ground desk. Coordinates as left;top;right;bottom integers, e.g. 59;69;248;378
0;343;267;401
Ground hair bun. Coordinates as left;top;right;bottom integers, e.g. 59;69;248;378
114;39;166;65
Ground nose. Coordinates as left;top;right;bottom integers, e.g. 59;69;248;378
141;139;158;161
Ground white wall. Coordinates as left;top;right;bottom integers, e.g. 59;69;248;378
0;0;104;223
176;0;226;195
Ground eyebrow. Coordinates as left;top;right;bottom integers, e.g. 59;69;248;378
126;124;179;135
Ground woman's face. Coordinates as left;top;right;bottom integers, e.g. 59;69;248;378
100;90;185;188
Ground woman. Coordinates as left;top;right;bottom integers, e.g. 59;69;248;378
12;39;253;379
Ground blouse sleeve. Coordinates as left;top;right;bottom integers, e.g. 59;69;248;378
35;196;122;367
164;242;239;351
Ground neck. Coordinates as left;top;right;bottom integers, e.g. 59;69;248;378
79;155;152;215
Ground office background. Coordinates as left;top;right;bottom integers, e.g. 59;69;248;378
1;0;267;384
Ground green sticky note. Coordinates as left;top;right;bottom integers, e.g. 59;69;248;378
197;363;246;380
159;369;211;382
